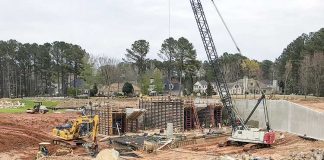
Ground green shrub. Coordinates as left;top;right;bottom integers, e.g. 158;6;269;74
67;87;81;96
122;82;134;96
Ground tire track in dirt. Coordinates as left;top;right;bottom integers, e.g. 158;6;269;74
0;124;52;152
0;113;78;157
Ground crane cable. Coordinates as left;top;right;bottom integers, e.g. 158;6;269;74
210;0;241;54
168;0;171;38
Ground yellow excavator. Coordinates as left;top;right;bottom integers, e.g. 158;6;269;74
52;115;99;156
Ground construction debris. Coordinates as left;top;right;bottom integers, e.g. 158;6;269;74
144;140;159;153
111;135;146;151
157;139;172;151
285;149;324;160
95;149;120;160
0;100;24;109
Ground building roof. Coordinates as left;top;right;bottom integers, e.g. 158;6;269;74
194;78;273;91
200;80;208;86
227;82;243;89
228;78;270;90
194;80;208;86
163;81;180;91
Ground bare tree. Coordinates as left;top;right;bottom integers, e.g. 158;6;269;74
299;56;310;98
310;52;324;97
284;61;292;96
118;63;138;83
97;57;119;97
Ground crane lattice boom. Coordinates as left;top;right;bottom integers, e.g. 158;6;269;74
189;0;244;129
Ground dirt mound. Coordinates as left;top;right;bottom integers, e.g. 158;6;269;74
0;124;51;153
0;113;78;132
0;113;78;159
291;99;324;112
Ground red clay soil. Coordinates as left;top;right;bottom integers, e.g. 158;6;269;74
123;132;324;160
0;124;51;152
178;132;324;159
0;113;78;159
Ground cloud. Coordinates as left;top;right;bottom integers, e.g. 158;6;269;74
0;0;323;61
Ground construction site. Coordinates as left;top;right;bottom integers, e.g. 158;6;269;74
0;96;324;160
1;0;324;160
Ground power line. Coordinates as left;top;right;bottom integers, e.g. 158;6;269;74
168;0;171;38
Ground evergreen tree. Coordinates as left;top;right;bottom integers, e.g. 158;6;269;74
122;82;134;96
124;40;149;75
206;82;213;96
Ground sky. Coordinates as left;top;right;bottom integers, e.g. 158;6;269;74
0;0;323;62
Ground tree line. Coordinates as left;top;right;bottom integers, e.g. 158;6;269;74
0;40;89;98
115;37;273;96
0;38;279;98
1;28;323;97
274;28;324;97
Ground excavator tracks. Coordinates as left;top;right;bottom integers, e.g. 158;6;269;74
52;139;85;148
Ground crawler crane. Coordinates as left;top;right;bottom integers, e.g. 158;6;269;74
189;0;275;145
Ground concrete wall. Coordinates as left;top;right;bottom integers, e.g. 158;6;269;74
234;100;324;140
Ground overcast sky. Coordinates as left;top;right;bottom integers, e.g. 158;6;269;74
1;0;323;61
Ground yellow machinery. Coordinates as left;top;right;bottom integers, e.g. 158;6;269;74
52;115;99;156
35;142;50;159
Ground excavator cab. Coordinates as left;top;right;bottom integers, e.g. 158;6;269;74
52;115;100;156
33;102;42;110
35;142;50;159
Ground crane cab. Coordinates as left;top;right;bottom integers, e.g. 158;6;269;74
230;128;275;145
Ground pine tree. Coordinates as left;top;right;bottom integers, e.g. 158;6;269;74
206;82;213;96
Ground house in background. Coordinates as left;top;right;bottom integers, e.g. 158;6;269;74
228;82;243;95
163;78;181;96
194;76;279;95
228;76;279;95
99;82;140;96
193;80;218;94
193;80;207;93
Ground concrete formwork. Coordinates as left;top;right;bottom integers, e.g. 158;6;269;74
139;97;184;131
234;99;324;140
139;97;223;131
85;105;134;135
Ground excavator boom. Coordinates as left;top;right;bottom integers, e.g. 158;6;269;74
92;115;99;143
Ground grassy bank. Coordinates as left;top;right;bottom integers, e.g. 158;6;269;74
0;99;58;113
